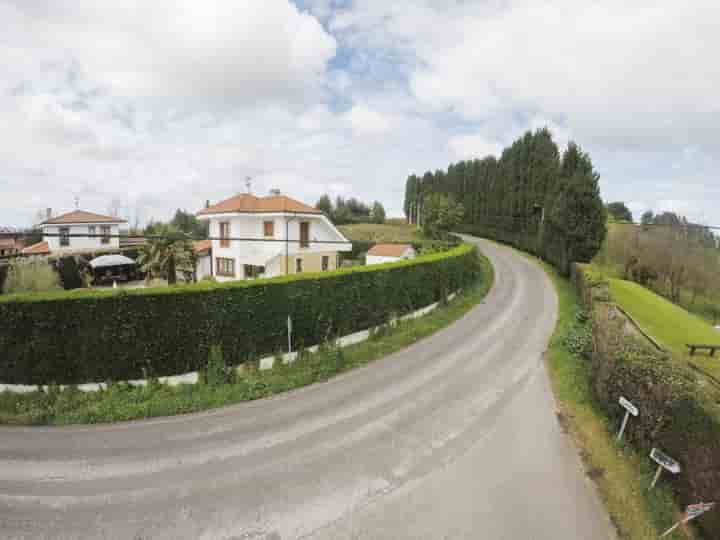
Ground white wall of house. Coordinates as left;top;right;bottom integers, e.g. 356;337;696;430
200;213;351;282
43;223;122;253
366;247;417;266
196;254;212;280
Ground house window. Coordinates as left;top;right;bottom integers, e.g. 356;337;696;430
244;265;265;279
295;258;303;273
322;255;329;271
263;221;274;238
59;227;70;247
220;222;231;248
101;225;111;244
89;225;96;239
216;257;235;277
299;222;310;248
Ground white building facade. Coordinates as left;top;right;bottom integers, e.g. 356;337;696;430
196;193;352;282
40;210;127;254
366;244;417;265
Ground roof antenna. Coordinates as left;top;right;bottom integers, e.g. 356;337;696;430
245;176;252;195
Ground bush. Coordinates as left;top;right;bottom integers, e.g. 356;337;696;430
0;244;480;385
3;258;61;294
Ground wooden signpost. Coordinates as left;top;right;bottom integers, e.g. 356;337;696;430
649;448;681;489
287;315;293;355
617;396;639;441
660;502;715;537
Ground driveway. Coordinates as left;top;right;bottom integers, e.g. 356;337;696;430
0;237;615;540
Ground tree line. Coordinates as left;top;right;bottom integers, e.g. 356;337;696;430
598;211;719;319
315;195;386;225
403;128;607;273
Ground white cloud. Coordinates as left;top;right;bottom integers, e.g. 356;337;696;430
448;134;501;161
4;0;336;106
335;1;720;151
1;1;719;229
344;104;393;136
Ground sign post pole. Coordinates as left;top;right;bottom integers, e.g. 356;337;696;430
617;410;630;441
617;397;639;442
287;315;292;355
660;502;715;537
651;464;663;489
649;448;681;490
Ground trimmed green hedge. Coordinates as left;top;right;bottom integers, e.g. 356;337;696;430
0;244;481;385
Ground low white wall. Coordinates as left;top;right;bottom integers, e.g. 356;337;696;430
0;292;457;394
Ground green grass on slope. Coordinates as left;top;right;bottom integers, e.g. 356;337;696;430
338;223;426;244
609;278;720;380
540;262;687;540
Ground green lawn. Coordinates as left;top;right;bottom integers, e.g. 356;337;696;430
609;278;720;380
338;223;425;244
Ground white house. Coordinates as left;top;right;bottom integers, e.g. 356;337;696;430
195;192;352;282
366;243;417;265
22;210;128;256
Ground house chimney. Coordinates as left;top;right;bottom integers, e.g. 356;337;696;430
205;199;210;209
46;208;52;220
269;189;281;196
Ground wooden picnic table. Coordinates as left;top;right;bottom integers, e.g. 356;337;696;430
686;344;720;357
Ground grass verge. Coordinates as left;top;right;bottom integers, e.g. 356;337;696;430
0;251;493;426
540;261;691;539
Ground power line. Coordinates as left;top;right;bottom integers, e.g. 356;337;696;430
0;232;354;245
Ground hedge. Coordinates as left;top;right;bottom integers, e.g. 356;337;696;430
574;264;720;537
457;221;576;275
0;244;481;385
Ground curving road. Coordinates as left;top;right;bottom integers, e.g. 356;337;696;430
0;237;615;540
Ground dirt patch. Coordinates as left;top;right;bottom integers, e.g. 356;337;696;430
555;410;569;433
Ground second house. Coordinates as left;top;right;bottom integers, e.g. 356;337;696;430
196;191;352;281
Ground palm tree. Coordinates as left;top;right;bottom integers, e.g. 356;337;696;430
138;224;195;285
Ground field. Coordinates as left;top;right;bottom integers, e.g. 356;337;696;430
609;277;720;381
338;222;425;244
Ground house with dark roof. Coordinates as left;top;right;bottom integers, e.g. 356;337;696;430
195;191;351;281
22;209;128;255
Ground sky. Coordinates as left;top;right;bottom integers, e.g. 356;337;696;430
1;0;719;228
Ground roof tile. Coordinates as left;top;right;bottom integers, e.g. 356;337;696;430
42;210;127;225
367;244;414;257
197;194;321;216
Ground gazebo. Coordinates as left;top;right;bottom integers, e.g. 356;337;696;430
89;254;138;284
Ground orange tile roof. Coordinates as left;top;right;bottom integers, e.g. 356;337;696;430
367;244;414;257
193;239;212;254
197;194;321;216
21;241;50;255
0;238;20;249
42;210;127;225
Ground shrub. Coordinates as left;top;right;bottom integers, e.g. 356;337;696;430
3;258;61;294
0;244;480;385
202;345;230;387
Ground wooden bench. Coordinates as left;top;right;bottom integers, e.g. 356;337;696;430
686;344;720;357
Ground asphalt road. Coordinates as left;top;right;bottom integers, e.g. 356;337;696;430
0;237;616;540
